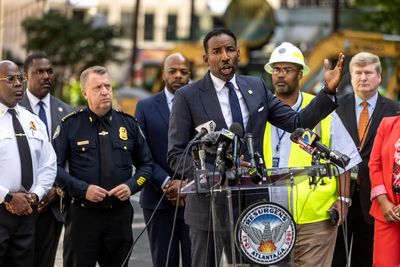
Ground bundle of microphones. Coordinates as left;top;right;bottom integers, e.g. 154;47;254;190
190;121;350;187
190;120;266;186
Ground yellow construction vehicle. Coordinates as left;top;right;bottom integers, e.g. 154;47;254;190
300;30;400;100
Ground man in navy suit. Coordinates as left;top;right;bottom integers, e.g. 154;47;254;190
135;53;191;267
20;52;73;267
167;28;345;266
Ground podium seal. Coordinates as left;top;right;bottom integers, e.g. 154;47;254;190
235;201;296;265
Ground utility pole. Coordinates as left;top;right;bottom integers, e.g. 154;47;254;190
189;0;195;40
130;0;140;86
332;0;339;32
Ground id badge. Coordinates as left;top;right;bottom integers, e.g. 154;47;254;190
272;157;280;168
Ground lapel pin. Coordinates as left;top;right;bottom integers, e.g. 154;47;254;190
58;107;63;112
29;121;37;131
248;89;253;95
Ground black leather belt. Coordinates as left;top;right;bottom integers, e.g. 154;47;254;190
71;197;129;210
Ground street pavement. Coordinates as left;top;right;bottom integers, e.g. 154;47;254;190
54;193;152;266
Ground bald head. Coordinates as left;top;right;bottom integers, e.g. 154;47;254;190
0;60;18;71
0;60;24;108
162;53;191;94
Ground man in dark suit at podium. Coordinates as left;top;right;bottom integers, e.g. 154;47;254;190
135;53;192;267
21;52;73;267
167;28;345;267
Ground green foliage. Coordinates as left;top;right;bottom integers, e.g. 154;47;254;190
352;0;400;34
63;79;86;107
22;11;122;103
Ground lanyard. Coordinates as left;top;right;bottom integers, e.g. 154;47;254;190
275;93;303;154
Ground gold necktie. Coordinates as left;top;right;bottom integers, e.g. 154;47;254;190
358;101;369;148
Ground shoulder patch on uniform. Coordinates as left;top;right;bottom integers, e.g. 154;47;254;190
115;109;137;122
61;109;83;122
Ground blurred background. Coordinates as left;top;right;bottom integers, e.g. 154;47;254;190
1;0;400;114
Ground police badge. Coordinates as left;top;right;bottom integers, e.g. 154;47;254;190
119;127;128;140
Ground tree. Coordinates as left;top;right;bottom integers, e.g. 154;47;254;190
22;11;122;99
352;0;400;34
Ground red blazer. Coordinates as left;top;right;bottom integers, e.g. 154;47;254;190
369;115;400;222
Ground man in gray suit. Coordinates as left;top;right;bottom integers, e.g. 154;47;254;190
168;28;345;266
21;52;73;267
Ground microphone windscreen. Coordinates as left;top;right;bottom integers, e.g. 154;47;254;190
229;122;244;138
290;128;305;143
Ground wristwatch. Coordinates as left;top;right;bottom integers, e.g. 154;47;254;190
322;82;336;96
4;193;13;203
338;196;352;206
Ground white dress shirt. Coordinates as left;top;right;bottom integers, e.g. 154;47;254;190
165;87;175;112
161;88;175;188
26;89;52;137
209;73;250;129
0;103;57;203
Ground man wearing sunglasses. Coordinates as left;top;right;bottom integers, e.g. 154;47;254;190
20;52;73;267
0;60;56;267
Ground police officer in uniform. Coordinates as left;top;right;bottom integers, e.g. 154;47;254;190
53;66;153;267
0;60;56;267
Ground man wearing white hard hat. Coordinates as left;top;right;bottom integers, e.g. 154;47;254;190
263;42;361;267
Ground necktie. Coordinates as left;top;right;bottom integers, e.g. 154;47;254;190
8;109;33;191
97;118;113;189
358;101;370;148
38;101;49;137
170;97;174;112
225;82;244;129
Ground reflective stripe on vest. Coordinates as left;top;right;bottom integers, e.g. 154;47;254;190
263;92;336;224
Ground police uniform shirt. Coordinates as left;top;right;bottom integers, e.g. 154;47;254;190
0;103;57;203
54;107;153;198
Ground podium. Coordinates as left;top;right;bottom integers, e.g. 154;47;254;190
182;165;339;266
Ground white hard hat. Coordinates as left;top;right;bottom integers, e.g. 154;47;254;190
264;42;310;75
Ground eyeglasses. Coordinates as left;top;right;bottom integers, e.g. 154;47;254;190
271;67;299;75
0;75;26;83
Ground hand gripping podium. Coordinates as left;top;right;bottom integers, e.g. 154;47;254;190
182;165;338;267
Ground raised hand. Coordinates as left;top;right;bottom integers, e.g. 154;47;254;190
323;52;345;95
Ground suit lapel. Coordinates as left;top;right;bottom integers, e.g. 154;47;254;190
236;76;259;132
20;93;34;112
363;94;386;150
199;73;227;129
49;96;64;136
338;94;359;146
155;92;170;128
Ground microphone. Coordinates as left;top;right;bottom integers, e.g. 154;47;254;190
290;128;351;168
229;123;244;181
244;133;262;184
192;120;216;142
199;149;206;172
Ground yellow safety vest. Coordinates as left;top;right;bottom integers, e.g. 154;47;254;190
263;92;336;224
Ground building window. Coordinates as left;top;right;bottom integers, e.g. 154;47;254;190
72;9;85;21
121;11;133;38
166;14;177;41
144;13;154;41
